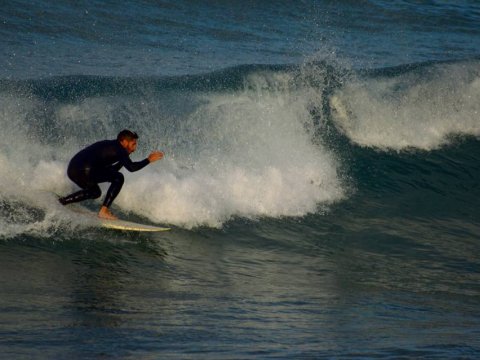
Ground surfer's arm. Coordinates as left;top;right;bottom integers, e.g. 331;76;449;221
120;151;163;172
121;157;150;172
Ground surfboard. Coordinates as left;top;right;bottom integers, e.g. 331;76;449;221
98;217;170;232
65;203;170;232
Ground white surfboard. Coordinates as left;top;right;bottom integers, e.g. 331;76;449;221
98;217;170;232
66;204;170;232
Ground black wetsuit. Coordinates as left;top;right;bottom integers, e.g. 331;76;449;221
59;140;150;207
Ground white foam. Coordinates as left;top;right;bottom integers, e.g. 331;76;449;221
330;61;480;150
117;77;345;228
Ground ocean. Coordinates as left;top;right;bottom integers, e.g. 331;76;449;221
1;0;480;358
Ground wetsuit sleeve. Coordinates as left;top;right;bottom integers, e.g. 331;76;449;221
120;156;150;172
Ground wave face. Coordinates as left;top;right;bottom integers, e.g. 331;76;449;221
1;59;479;235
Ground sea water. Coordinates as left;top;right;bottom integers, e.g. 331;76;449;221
1;1;480;358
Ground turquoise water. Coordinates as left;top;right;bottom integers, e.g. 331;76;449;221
1;1;480;358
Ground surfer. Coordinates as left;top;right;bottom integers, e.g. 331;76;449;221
58;129;163;220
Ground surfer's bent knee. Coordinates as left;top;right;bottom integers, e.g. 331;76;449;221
88;187;102;199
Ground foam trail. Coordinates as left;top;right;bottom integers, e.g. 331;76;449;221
330;61;480;150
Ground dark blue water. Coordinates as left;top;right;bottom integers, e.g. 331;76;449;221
1;1;480;358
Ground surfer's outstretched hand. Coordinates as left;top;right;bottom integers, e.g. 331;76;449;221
148;150;164;163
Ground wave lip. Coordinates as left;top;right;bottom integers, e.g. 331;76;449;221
330;60;480;151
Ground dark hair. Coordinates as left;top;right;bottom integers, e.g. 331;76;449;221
117;129;139;142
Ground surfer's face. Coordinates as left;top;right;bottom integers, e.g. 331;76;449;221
121;139;137;154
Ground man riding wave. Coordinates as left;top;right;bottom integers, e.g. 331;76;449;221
59;130;163;220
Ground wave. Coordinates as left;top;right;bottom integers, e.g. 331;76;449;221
329;58;480;150
0;63;345;232
1;59;479;235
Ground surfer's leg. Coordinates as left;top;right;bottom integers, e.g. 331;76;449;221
96;171;124;220
59;185;101;205
102;172;124;208
59;165;102;205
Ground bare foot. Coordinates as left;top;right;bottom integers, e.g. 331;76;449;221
98;206;118;220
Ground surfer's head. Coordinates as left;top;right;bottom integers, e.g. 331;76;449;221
118;129;138;154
